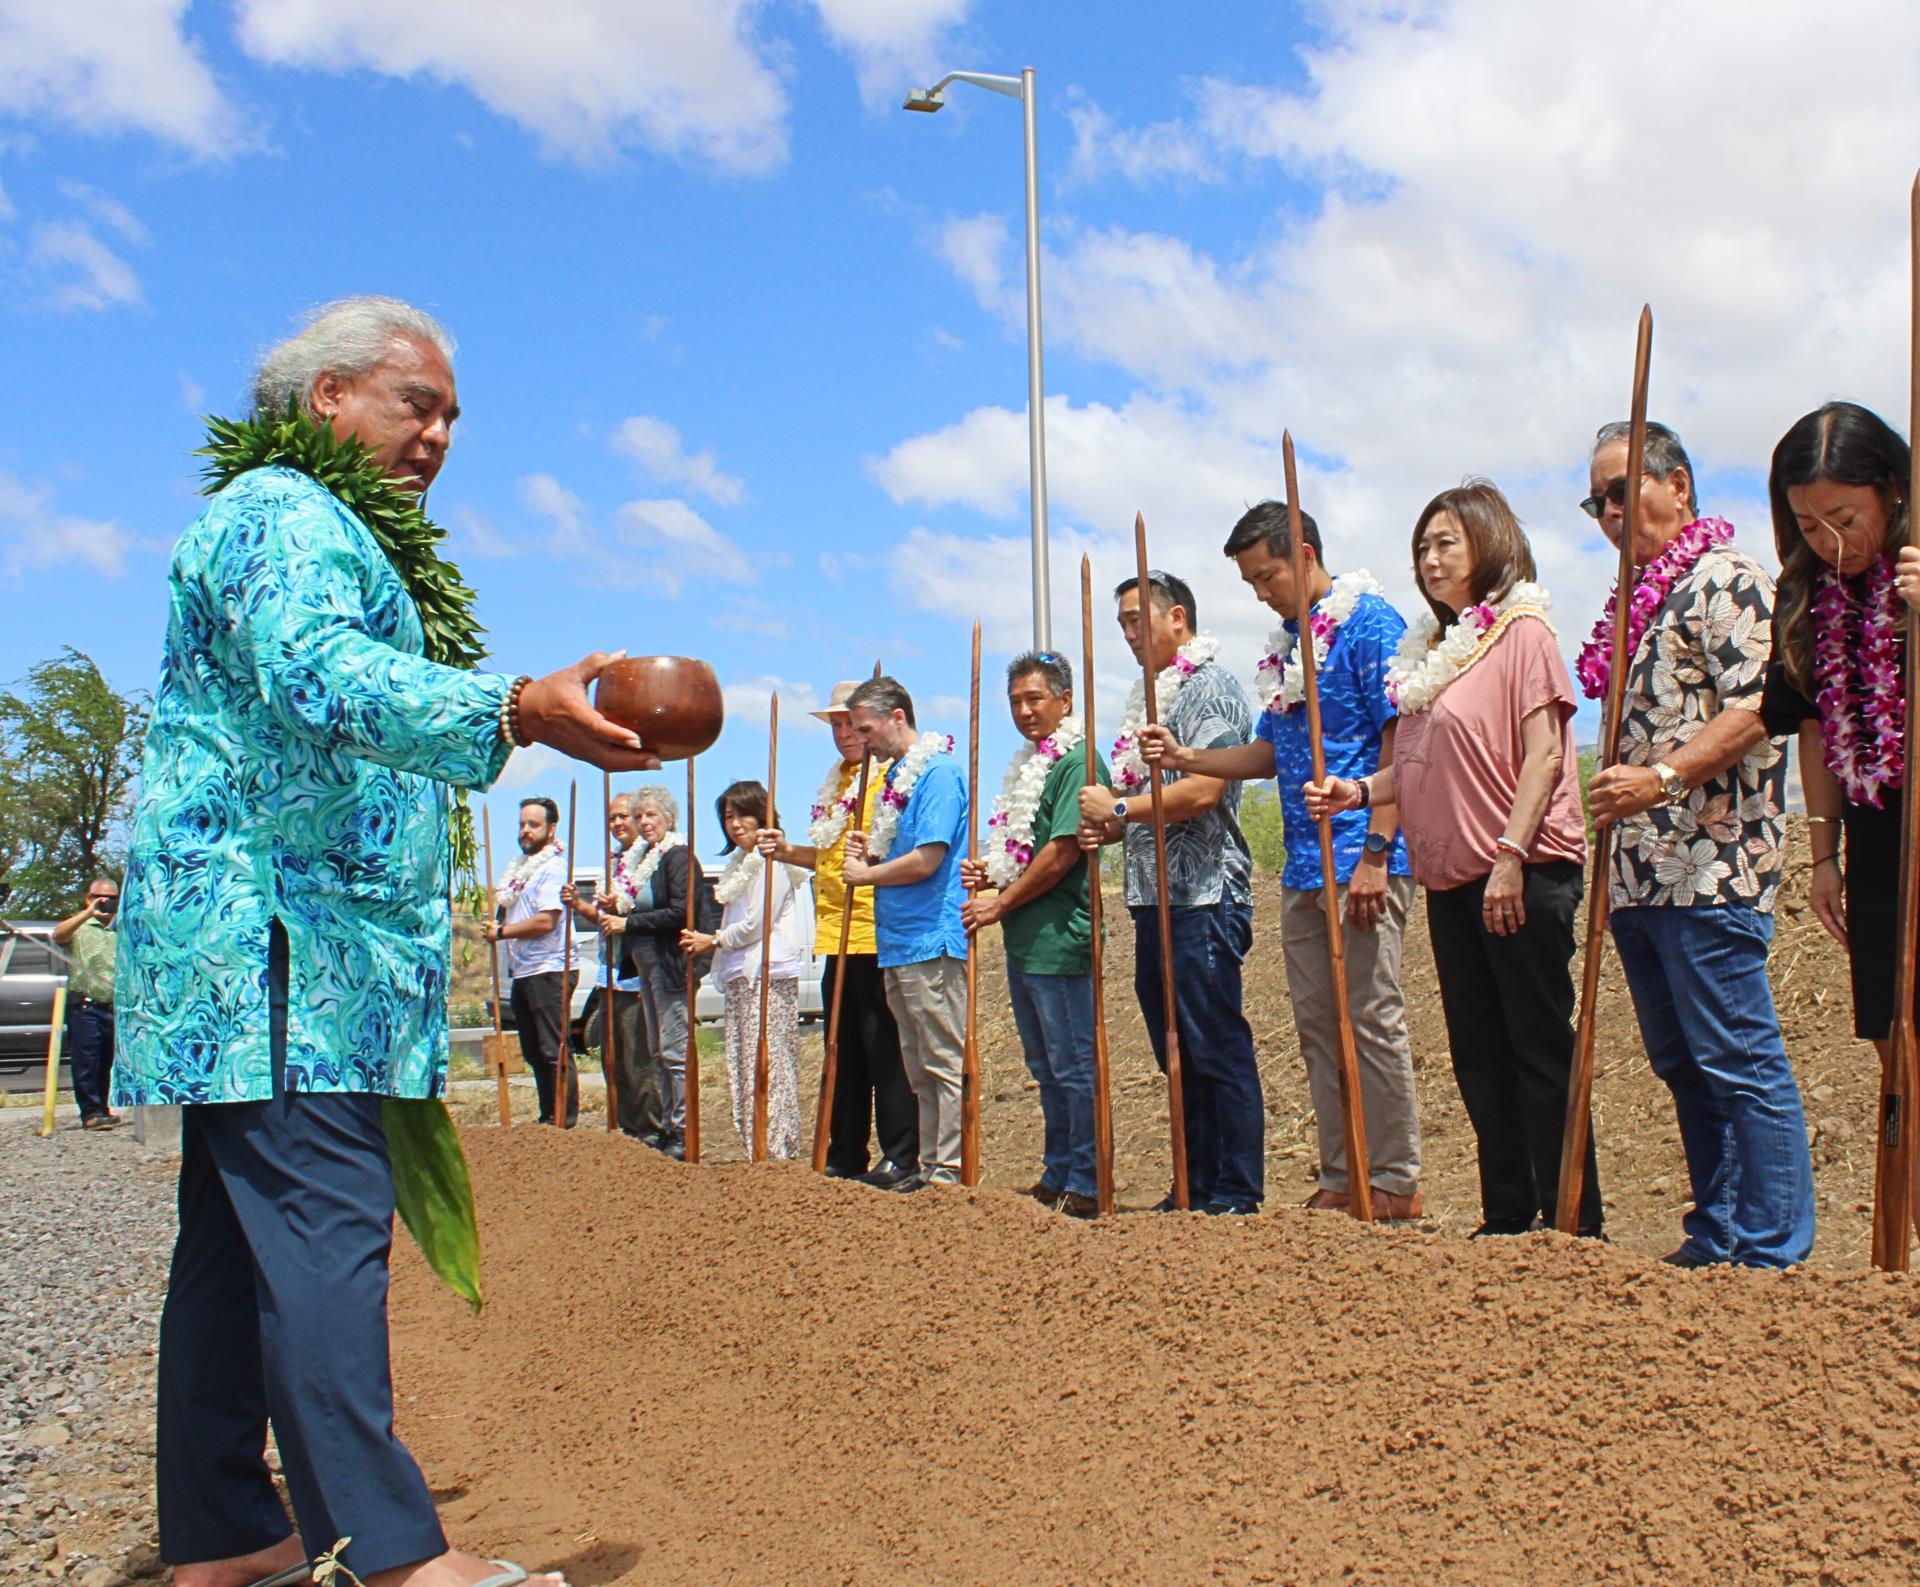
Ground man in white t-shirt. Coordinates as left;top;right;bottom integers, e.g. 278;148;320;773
485;796;576;1125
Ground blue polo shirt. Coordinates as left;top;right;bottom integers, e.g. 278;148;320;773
1254;588;1412;891
873;752;969;968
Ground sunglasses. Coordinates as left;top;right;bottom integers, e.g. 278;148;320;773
1579;476;1634;520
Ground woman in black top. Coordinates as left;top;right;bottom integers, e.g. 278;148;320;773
1760;402;1911;1045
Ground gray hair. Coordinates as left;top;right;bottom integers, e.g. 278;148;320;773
627;783;680;827
847;675;917;727
1006;650;1072;697
253;295;456;418
1592;419;1698;516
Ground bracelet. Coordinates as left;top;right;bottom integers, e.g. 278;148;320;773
1813;854;1841;871
1806;815;1840;826
500;675;534;748
1493;836;1529;862
1354;776;1372;811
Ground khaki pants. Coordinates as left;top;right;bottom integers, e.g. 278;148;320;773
1279;877;1422;1196
883;955;967;1182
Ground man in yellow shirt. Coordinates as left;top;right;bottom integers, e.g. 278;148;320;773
53;877;120;1130
759;680;918;1185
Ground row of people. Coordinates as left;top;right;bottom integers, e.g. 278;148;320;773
574;400;1915;1262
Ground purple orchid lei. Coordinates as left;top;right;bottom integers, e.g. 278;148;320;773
1575;517;1735;700
1812;553;1905;808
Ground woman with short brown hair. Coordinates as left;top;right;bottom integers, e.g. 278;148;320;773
1308;479;1601;1236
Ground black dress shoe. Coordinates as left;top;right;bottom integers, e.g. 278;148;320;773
884;1169;929;1194
651;1132;686;1161
860;1158;919;1189
823;1164;863;1180
1200;1199;1258;1217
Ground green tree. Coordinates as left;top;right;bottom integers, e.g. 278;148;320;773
1240;782;1287;873
0;649;149;915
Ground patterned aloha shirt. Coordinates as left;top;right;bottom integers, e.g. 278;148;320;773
113;465;514;1106
1123;659;1255;909
1610;543;1786;912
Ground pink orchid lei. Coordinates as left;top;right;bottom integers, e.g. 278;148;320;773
1812;553;1906;808
1575;517;1735;699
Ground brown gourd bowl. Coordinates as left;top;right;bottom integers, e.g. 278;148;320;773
594;656;724;760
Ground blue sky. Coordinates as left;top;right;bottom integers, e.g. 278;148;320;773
5;1;1918;853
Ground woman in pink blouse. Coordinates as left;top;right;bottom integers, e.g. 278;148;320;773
1308;480;1602;1237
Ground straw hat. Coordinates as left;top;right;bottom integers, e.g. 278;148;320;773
810;680;864;722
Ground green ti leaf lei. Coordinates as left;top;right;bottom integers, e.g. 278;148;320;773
196;404;488;890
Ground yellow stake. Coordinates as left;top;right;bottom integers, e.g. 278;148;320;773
39;986;66;1138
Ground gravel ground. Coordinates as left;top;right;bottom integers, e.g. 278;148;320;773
0;1109;177;1586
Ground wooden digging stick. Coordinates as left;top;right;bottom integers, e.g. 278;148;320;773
1133;512;1192;1210
483;806;512;1128
38;985;65;1138
962;622;984;1187
1283;433;1375;1224
1555;304;1653;1234
561;778;578;1130
684;756;702;1165
811;658;883;1174
602;771;619;1133
1873;173;1920;1271
752;693;779;1162
1082;554;1117;1216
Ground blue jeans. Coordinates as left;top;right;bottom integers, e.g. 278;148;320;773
1611;905;1815;1268
1132;899;1265;1207
67;999;115;1120
1006;963;1098;1198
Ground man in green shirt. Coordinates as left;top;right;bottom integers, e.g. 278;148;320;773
53;876;120;1129
961;652;1108;1217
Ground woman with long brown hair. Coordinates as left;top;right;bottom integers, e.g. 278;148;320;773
1307;479;1600;1236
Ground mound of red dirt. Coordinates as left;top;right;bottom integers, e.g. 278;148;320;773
391;1128;1920;1586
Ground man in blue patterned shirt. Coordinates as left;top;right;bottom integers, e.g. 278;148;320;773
118;297;654;1587
1078;570;1264;1214
1138;503;1423;1221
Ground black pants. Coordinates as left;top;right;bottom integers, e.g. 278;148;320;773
822;954;918;1174
1426;861;1603;1233
157;921;447;1579
1131;900;1266;1207
67;998;115;1119
511;971;578;1126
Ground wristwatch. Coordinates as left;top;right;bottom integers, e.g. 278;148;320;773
1363;831;1390;858
1652;761;1688;806
1111;798;1129;822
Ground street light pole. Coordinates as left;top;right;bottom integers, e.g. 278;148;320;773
904;67;1053;650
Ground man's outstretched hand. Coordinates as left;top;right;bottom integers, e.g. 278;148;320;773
517;651;663;772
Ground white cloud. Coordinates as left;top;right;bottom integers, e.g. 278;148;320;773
0;468;141;583
234;0;791;171
806;0;968;110
1065;93;1217;187
519;472;751;596
609;415;745;505
179;372;205;413
26;219;143;309
495;744;569;791
0;0;243;154
887;2;1920;682
720;674;827;734
447;504;520;560
0;174;13;224
56;179;146;242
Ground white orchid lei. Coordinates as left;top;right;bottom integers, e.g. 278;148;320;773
1110;634;1223;794
612;831;683;909
498;839;565;900
984;715;1085;886
712;848;764;907
867;731;956;860
1257;571;1384;715
1385;582;1554;715
808;759;862;849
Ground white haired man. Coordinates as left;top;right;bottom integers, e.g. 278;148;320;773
114;296;655;1587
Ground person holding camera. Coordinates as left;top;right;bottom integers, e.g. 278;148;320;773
53;877;121;1130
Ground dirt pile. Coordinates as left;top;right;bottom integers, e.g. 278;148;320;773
392;1128;1920;1586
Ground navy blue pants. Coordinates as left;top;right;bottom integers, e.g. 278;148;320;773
156;924;447;1577
1132;900;1265;1207
66;999;115;1120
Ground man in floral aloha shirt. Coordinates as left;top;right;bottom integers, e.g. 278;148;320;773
1584;419;1815;1269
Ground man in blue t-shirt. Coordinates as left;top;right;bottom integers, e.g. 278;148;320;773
1137;501;1423;1220
843;676;969;1190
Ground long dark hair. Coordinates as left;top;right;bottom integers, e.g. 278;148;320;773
715;780;780;853
1410;478;1536;635
1769;402;1910;693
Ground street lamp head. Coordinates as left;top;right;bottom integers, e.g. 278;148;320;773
902;87;944;112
